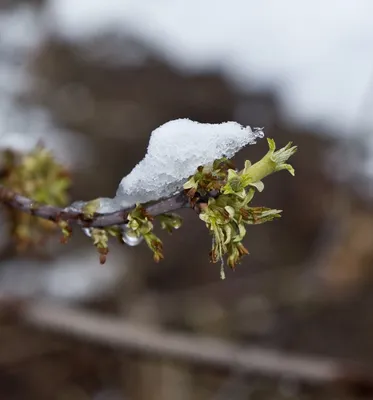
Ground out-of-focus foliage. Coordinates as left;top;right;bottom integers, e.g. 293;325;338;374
0;146;71;250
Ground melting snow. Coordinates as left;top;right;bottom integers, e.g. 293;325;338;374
94;119;264;211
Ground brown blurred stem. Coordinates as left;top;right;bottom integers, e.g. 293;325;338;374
9;298;373;389
0;184;189;228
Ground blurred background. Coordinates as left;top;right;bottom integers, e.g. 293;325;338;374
1;1;373;399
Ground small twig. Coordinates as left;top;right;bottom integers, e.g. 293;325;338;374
12;299;373;387
0;184;189;228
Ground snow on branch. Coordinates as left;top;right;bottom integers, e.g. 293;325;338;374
0;184;189;227
0;119;297;277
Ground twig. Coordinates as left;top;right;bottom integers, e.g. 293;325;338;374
0;184;189;228
14;299;373;387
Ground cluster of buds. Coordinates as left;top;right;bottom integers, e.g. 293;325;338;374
126;205;164;262
184;138;297;279
0;146;71;250
77;203;183;264
183;157;235;201
126;206;183;262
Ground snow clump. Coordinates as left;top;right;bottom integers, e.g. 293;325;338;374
97;118;264;212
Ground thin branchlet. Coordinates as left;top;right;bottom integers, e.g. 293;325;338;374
0;138;296;275
0;184;189;228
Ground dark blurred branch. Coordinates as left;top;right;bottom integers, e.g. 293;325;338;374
14;299;373;387
0;169;8;180
0;184;189;227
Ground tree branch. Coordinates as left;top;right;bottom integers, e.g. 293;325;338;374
12;299;373;388
0;184;190;228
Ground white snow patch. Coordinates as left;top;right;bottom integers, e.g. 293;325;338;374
0;6;93;168
42;250;127;301
0;250;128;302
108;119;263;209
0;107;91;167
0;5;43;51
45;0;373;135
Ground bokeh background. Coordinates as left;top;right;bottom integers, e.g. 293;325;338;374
1;1;373;399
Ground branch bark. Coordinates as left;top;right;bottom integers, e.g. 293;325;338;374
0;184;189;228
12;299;373;388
